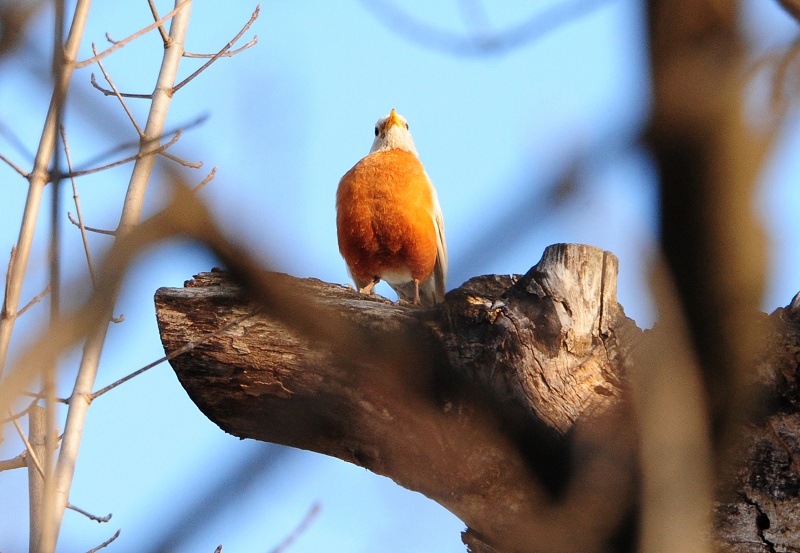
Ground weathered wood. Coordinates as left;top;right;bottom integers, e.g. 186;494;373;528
154;243;800;552
712;293;800;552
155;243;638;551
437;245;633;435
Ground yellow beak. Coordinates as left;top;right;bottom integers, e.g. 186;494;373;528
387;108;402;128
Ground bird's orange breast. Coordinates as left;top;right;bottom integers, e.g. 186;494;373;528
336;149;438;283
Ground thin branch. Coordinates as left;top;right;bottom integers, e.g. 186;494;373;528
193;166;217;192
2;245;15;320
85;529;121;553
17;285;51;317
0;152;29;177
158;149;203;168
269;503;321;553
183;39;257;58
103;32;118;44
61;130;182;179
47;7;67;543
172;5;259;93
75;1;191;68
0;453;27;471
0;397;43;423
64;114;207;173
147;0;170;44
27;404;47;551
20;391;67;404
60;125;97;286
8;407;45;478
0;120;36;161
66;213;116;236
91;46;143;135
91;311;257;399
66;503;111;523
63;122;140;329
90;73;152;100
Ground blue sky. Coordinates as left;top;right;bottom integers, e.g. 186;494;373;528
1;1;799;552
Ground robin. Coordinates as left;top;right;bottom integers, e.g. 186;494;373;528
336;109;447;307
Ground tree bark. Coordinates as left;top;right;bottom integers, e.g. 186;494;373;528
154;243;800;552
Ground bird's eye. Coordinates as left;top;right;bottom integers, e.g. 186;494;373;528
374;126;379;137
405;122;409;130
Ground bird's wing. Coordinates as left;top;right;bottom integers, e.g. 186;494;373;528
431;183;447;303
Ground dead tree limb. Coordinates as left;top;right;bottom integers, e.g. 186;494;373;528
155;243;639;552
154;243;800;552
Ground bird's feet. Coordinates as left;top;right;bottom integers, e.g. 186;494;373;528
358;277;380;295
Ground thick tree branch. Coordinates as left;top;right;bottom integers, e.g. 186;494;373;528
156;244;639;552
155;242;800;552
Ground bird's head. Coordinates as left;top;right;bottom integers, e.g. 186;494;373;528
370;109;418;156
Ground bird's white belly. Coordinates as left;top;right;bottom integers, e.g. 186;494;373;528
380;268;414;287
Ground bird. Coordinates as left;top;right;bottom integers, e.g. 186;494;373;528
336;109;447;307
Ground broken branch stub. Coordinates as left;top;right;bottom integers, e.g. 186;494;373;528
436;244;638;436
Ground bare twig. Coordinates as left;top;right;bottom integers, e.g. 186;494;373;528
172;5;259;93
2;245;15;318
269;503;321;553
75;1;191;68
85;529;121;553
1;397;43;423
62;131;182;178
20;391;67;404
183;40;256;58
9;407;45;478
66;503;111;523
91;311;256;399
0;453;26;471
61;125;98;286
159;150;203;168
147;0;170;44
17;285;52;317
27;405;47;552
0;152;29;177
47;8;66;535
90;47;143;134
90;73;152;100
65;114;207;173
66;213;116;236
193;166;217;192
0;120;36;161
